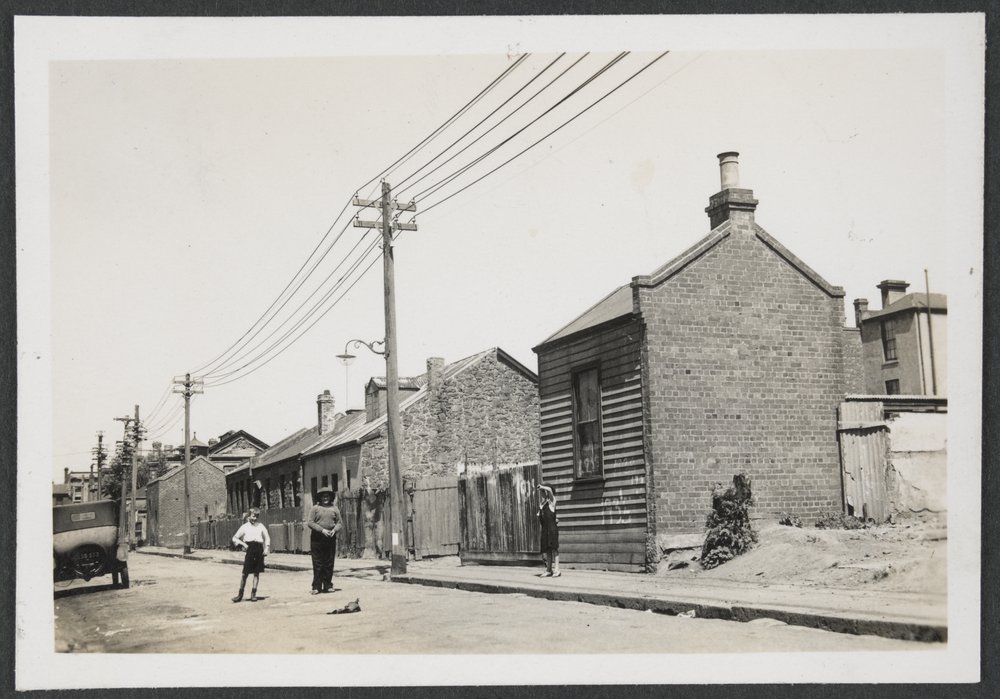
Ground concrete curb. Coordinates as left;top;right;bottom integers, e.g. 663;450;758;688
391;574;947;644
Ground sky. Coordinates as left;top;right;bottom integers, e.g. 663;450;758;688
42;43;964;478
16;14;983;688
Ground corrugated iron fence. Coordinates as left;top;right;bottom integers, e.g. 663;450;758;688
838;400;891;522
458;463;542;564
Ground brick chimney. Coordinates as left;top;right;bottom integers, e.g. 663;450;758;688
427;357;445;396
64;467;69;483
853;298;869;327
705;151;758;229
317;389;336;435
876;280;909;308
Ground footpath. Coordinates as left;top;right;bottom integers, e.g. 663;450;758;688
137;547;947;643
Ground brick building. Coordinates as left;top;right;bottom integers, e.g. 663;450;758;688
533;152;855;572
853;280;947;396
145;455;227;548
301;348;539;513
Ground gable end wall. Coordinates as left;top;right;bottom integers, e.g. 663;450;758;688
638;223;845;535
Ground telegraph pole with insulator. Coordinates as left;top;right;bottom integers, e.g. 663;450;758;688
353;180;416;577
173;373;204;554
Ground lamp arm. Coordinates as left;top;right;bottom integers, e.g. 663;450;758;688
344;339;386;356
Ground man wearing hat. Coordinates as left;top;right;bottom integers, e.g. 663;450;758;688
307;486;342;594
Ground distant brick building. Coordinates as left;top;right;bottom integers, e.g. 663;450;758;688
534;152;855;572
146;456;227;548
853;280;947;396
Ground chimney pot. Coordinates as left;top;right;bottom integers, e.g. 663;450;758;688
317;389;336;435
718;151;740;189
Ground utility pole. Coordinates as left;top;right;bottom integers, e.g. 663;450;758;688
128;404;143;551
173;373;204;554
113;414;133;542
93;431;106;499
354;181;416;577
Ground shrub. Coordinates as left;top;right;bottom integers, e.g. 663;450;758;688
701;473;758;569
778;513;802;528
814;512;868;530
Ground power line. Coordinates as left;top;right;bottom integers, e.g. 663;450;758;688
392;53;569;193
417;51;670;218
206;236;388;388
407;52;629;207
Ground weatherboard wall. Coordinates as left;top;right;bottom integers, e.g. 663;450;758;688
536;317;648;573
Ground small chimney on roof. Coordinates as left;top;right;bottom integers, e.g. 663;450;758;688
317;389;336;435
427;357;445;396
706;151;758;229
876;280;910;308
853;298;869;327
64;467;69;483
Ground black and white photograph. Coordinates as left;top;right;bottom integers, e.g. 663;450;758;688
14;12;984;690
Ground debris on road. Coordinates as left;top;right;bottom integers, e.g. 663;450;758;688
328;598;361;615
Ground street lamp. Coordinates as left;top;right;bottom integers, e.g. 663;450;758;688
337;339;386;410
337;337;407;576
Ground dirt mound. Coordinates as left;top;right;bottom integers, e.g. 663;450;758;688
657;514;946;595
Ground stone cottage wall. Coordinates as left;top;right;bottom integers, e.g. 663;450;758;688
359;351;540;485
638;224;846;536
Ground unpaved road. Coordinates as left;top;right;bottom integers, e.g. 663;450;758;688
54;554;926;654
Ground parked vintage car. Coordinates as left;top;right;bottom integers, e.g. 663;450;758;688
53;500;129;588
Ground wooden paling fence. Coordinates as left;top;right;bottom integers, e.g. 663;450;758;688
411;475;460;558
838;400;891;522
459;463;542;564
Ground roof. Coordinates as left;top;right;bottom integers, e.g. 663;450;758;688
535;219;844;350
863;293;947;321
367;377;423;391
146;455;222;486
209;429;270;455
52;484;70;495
304;347;536;458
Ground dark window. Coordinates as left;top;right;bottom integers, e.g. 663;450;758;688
332;474;339;493
347;469;352;492
265;479;272;508
279;475;286;508
310;477;318;501
881;320;897;361
292;474;301;508
885;379;900;395
321;475;329;489
573;366;603;480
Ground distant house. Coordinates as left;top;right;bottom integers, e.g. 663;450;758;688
533;152;856;572
52;483;72;506
146;455;227;548
853;281;947;396
126;486;148;543
300;348;539;514
61;467;98;503
207;430;271;473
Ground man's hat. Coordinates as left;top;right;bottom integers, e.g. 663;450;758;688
316;486;334;495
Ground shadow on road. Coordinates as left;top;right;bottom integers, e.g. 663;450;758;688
54;583;123;600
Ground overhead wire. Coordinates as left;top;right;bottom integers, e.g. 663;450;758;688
392;53;568;193
408;52;630;206
204;223;385;384
415;51;671;218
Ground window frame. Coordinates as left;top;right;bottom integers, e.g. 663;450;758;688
885;379;901;395
881;319;898;362
571;362;604;482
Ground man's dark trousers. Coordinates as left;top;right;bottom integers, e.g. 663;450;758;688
311;534;337;592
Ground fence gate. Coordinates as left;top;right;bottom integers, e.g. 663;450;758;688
838;400;890;522
410;475;460;558
458;463;542;564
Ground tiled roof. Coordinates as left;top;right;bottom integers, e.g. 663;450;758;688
146;455;221;486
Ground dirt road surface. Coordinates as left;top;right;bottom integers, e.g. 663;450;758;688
52;554;930;654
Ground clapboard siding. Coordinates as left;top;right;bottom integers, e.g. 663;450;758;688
536;317;648;571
